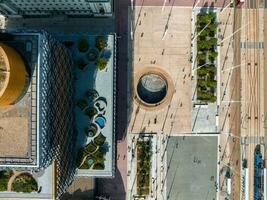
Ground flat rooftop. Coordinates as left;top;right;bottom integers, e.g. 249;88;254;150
0;33;39;166
166;136;218;200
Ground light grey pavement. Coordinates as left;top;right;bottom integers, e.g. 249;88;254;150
166;136;218;200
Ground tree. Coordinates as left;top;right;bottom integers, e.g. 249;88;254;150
96;57;108;71
96;36;108;51
207;79;217;89
77;38;89;52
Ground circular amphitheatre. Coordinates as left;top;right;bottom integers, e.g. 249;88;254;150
134;66;174;110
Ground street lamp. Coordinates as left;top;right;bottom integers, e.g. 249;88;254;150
220;0;234;13
193;62;210;72
191;21;211;43
193;0;201;9
219;23;249;45
221;62;247;72
162;0;167;12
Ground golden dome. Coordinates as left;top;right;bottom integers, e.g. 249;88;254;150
0;43;27;106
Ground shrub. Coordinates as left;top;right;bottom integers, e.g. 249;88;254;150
95;57;108;71
77;38;89;52
96;36;107;51
11;174;38;193
94;133;106;146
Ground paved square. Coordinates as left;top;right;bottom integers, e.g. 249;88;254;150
166;136;218;200
129;6;193;135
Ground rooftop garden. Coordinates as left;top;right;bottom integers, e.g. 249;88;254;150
0;170;13;191
76;90;109;170
11;173;38;193
136;140;151;197
63;36;111;71
59;34;114;175
196;12;218;103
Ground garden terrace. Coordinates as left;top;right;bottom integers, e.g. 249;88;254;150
196;12;218;103
136;140;151;197
57;34;116;177
0;170;13;191
11;173;38;193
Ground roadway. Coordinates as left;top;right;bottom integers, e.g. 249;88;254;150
240;0;265;200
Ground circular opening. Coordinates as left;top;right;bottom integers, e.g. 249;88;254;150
137;73;167;104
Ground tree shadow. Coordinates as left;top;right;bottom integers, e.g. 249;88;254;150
115;0;132;141
96;166;126;200
62;188;95;200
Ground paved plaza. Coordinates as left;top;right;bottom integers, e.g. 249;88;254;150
166;136;218;200
129;6;193;135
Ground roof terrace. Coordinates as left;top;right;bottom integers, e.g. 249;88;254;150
0;33;40;167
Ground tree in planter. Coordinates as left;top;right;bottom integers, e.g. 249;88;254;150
210;94;217;103
206;38;218;48
76;99;88;111
76;58;87;70
96;57;108;71
208;23;218;32
207;50;218;59
96;36;108;51
197;79;207;89
77;38;89;53
85;107;98;118
196;52;206;61
207;79;217;89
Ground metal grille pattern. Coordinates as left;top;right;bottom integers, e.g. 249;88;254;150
38;33;77;199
